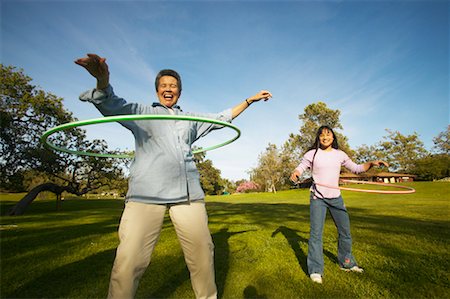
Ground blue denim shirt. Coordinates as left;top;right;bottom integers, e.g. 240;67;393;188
80;85;233;204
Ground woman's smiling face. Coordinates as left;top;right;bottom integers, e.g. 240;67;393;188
157;75;180;108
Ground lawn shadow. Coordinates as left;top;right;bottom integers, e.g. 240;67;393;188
207;202;310;227
271;225;338;275
1;218;119;257
0;197;124;217
141;255;190;298
272;226;309;275
4;249;115;298
213;228;253;299
4;195;449;298
138;228;252;299
243;285;267;299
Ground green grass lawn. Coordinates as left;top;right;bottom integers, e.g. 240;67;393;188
1;182;449;298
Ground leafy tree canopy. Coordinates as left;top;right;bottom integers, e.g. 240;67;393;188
1;65;128;215
377;129;428;172
411;154;450;181
194;150;224;195
285;101;353;160
432;125;450;155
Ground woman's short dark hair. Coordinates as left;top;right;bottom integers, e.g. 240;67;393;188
155;69;182;92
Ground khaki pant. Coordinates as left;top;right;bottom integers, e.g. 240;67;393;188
107;201;217;299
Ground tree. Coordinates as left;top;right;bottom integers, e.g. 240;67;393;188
354;144;384;164
432;125;450;154
411;154;450;181
409;127;450;181
250;144;288;193
276;101;354;188
221;178;237;194
248;102;354;192
286;102;353;156
1;65;127;215
1;65;73;190
194;150;224;195
377;129;428;172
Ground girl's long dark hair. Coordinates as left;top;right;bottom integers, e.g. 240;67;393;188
307;125;339;152
308;125;339;199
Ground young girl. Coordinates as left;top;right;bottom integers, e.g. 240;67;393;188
290;125;388;284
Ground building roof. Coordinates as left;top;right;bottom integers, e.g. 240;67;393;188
340;171;416;179
375;172;417;178
340;172;368;178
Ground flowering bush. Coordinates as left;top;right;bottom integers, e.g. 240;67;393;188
236;181;260;193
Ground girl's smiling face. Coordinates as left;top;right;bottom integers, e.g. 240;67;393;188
319;128;334;150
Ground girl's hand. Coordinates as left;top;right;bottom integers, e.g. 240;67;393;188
372;160;389;168
290;170;301;183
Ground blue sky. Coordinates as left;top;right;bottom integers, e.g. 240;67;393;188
1;0;448;181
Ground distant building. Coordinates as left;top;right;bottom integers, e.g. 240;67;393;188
340;171;416;183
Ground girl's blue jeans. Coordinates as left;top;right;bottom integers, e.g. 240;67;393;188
307;193;357;275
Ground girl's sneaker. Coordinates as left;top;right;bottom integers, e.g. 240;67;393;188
340;265;364;273
310;273;323;284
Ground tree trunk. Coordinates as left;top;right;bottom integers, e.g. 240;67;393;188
56;193;62;211
8;182;69;216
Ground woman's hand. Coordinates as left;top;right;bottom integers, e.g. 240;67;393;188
75;53;110;90
231;90;273;119
246;90;273;104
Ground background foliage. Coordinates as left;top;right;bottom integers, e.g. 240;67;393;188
0;65;127;195
1;65;448;214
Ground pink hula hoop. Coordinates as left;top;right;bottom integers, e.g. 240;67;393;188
314;179;415;194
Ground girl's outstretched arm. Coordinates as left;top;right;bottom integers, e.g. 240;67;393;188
362;160;389;172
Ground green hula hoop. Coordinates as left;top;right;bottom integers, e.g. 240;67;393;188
40;114;241;158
